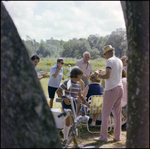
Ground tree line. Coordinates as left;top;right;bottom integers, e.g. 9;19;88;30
23;28;127;59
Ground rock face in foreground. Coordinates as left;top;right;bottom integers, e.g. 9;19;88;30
1;2;61;148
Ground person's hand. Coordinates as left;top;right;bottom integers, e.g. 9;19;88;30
58;64;63;70
63;98;70;105
62;77;64;80
94;71;98;77
86;75;90;79
96;69;102;74
94;69;102;76
83;74;90;79
82;74;86;79
86;102;90;108
101;69;106;74
41;73;48;78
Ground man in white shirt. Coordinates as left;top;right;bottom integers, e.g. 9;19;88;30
94;45;123;142
75;51;92;88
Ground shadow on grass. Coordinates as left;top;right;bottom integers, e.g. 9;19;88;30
58;121;127;148
82;139;116;148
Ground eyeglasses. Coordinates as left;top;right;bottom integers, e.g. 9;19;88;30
60;62;64;65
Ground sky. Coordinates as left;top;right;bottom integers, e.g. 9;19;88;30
2;1;126;42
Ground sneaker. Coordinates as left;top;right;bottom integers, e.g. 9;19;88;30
113;138;121;142
90;122;95;126
62;139;67;147
94;137;107;142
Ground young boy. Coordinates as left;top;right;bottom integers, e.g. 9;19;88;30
56;66;90;144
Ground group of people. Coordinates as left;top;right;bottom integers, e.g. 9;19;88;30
30;44;128;144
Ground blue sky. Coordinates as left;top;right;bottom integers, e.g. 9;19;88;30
2;1;125;42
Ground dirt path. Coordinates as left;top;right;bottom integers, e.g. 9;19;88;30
76;131;126;148
63;124;127;148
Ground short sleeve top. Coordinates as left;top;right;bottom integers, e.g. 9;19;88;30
48;64;63;88
59;80;82;99
105;56;123;90
86;83;103;101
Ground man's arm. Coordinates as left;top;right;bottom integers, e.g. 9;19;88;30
78;79;85;91
82;85;89;98
39;73;47;80
56;88;70;105
52;65;62;78
95;68;111;79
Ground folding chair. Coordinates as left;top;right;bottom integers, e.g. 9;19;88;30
108;106;127;132
84;95;115;133
84;95;103;133
121;106;127;125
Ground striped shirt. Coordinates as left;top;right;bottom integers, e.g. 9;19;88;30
59;79;82;100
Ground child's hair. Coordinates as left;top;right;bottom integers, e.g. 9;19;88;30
70;66;83;78
90;73;100;83
122;69;127;77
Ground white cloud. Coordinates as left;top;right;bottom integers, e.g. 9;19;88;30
2;1;125;42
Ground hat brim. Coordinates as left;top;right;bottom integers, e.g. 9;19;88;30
103;48;115;55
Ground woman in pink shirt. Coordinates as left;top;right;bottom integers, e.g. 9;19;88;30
121;69;127;107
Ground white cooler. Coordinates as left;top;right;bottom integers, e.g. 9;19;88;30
51;108;63;129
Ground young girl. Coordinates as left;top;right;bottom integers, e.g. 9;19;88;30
82;73;103;126
56;66;90;143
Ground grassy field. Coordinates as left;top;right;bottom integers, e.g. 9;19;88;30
38;57;106;109
39;78;62;109
37;58;106;108
37;57;106;79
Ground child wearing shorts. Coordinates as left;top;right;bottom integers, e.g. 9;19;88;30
56;66;90;144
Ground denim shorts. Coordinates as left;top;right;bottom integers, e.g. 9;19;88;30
61;100;77;112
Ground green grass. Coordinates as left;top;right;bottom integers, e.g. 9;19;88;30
37;57;106;78
40;78;66;109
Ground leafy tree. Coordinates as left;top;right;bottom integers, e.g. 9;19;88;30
45;39;65;58
23;30;127;59
76;40;91;59
36;40;48;57
62;41;73;57
89;48;100;59
87;34;100;49
24;35;40;56
62;39;91;59
106;28;127;58
96;35;110;57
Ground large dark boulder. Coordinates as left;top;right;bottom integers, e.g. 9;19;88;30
1;2;61;148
